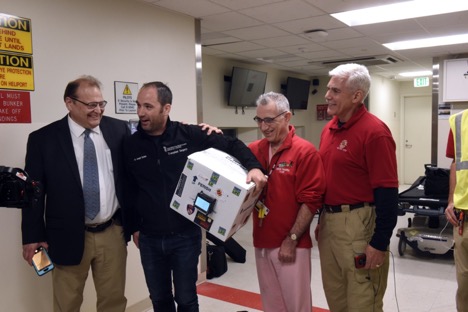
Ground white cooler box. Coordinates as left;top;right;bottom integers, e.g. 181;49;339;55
170;148;260;241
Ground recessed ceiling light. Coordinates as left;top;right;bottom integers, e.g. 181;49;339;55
384;33;468;50
332;0;468;26
399;70;432;77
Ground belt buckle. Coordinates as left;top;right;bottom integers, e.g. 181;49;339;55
340;205;351;213
85;218;113;232
86;222;103;229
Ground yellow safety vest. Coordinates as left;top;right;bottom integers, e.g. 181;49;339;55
449;110;468;209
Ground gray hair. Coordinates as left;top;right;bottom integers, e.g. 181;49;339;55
329;63;371;100
256;91;290;112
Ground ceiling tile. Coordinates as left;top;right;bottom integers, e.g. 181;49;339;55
144;0;229;17
210;0;285;11
321;37;382;50
237;48;288;59
274;14;344;34
207;41;266;53
253;35;311;48
277;43;329;55
201;12;263;31
240;0;323;23
223;25;290;40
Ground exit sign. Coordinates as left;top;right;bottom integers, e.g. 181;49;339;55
414;77;430;87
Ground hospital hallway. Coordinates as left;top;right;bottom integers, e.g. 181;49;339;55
147;185;457;312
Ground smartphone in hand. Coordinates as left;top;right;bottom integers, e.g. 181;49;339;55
32;246;54;276
354;253;366;269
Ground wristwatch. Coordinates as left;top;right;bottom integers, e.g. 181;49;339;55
289;233;297;241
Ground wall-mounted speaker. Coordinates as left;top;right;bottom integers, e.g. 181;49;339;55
312;79;319;86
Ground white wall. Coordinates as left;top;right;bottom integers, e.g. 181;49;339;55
0;0;198;311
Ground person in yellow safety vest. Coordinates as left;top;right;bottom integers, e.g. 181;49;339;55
445;109;468;312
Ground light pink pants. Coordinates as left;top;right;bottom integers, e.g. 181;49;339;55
255;247;312;312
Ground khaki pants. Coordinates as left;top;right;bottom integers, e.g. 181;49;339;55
454;220;468;312
52;223;127;312
318;206;389;312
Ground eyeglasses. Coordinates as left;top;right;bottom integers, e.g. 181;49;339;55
69;97;107;109
253;111;287;125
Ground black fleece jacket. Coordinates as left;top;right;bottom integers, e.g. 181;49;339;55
123;118;263;235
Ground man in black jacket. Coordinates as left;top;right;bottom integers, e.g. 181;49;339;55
22;75;130;311
124;81;266;312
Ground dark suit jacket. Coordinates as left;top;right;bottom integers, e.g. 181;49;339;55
22;115;131;265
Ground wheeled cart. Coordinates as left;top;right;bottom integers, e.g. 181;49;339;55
396;176;453;256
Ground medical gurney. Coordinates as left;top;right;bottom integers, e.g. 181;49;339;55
396;176;453;256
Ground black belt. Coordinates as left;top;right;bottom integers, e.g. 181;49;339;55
85;218;114;233
323;203;373;213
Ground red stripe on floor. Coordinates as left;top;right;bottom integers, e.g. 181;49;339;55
197;281;329;312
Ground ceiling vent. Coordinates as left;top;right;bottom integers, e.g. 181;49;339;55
315;55;400;67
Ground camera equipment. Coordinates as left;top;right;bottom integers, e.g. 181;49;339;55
0;166;41;209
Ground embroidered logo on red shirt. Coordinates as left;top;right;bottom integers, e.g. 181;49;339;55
278;161;293;168
337;140;348;152
275;161;294;173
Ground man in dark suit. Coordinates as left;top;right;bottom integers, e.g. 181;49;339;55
21;75;130;312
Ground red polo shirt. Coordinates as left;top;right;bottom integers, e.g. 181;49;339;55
319;105;398;205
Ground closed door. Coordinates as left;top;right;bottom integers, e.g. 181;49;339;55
403;95;432;184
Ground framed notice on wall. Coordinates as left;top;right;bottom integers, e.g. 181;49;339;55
114;81;138;114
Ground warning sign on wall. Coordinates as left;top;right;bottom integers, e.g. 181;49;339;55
0;13;32;55
0;52;34;91
0;90;31;123
114;81;138;114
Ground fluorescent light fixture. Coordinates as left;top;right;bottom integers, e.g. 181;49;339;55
332;0;468;26
399;70;432;77
384;33;468;50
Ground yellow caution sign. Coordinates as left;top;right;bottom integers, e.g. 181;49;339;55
123;84;132;95
0;52;34;91
0;13;33;55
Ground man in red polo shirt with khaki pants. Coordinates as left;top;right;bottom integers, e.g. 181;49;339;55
315;63;399;312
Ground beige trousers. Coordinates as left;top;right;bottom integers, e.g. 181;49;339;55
52;223;127;312
318;206;389;312
454;219;468;312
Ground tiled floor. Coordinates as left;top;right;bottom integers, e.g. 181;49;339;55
149;185;458;311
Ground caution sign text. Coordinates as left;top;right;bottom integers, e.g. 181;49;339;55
0;13;32;54
0;90;31;123
0;52;34;91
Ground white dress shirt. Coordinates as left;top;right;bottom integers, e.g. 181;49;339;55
68;116;119;224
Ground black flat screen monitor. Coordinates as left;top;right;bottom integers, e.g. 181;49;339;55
228;67;267;107
285;77;310;110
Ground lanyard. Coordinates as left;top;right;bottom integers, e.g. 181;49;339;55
257;148;283;227
260;149;283;202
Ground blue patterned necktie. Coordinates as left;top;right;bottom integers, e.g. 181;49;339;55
83;129;100;220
